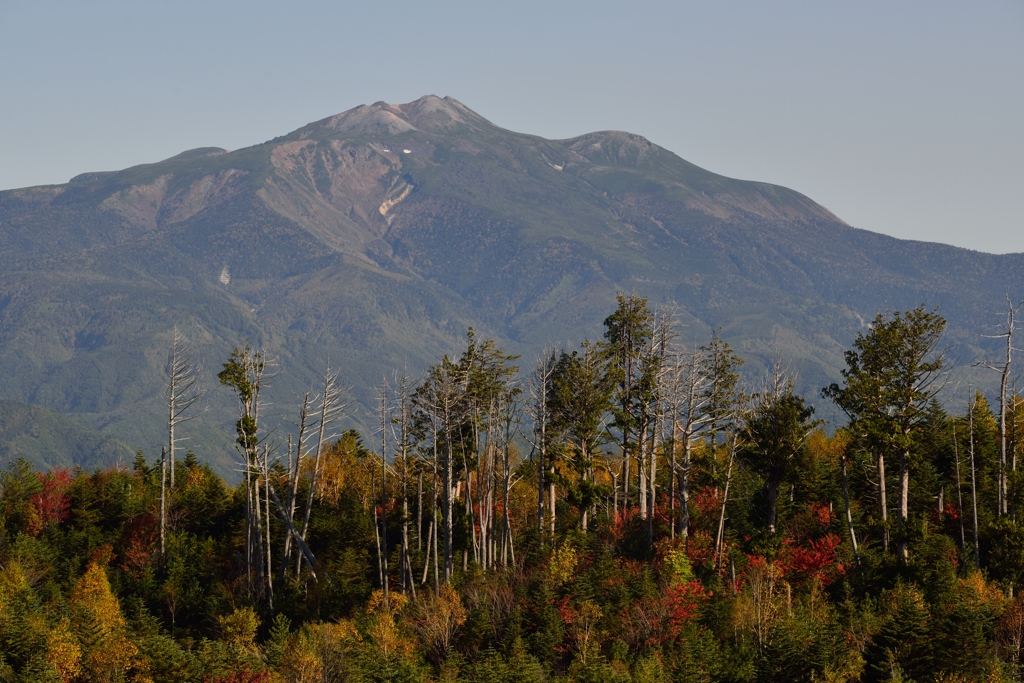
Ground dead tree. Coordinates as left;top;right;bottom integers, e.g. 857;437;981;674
163;328;203;554
970;390;981;569
670;343;711;544
526;353;556;543
166;327;203;488
279;392;310;579
295;365;345;577
978;295;1023;517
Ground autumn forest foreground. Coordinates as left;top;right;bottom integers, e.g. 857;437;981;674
3;295;1024;683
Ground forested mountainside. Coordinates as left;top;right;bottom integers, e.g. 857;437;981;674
1;95;1022;472
2;296;1024;682
0;398;134;471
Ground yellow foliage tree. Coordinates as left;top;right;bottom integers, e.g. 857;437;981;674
47;617;83;683
0;559;30;625
310;432;375;507
70;560;139;683
365;590;412;659
411;585;467;663
280;621;360;683
218;606;264;670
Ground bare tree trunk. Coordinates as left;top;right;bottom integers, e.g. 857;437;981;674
443;398;454;583
669;422;677;540
372;469;384;589
165;328;203;533
981;298;1018;516
767;481;779;535
417;468;423;553
1012;390;1019;523
430;408;440;593
253;462;266;600
840;451;858;556
263;445;274;609
715;431;738;568
282;394;310;579
502;397;512;565
548;465;556;537
421;519;434;585
537;438;545;541
878;451;889;554
898;432;911;561
297;368;340;576
970;395;981;568
533;357;552;544
611;471;619;520
648;416;658;551
245;456;253;587
380;386;390;602
638;423;648;521
399;379;411;592
159;446;167;555
953;424;967;567
681;436;692;543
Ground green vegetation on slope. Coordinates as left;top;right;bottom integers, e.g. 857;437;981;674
0;398;134;470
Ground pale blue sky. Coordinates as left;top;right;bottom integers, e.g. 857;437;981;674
1;0;1021;252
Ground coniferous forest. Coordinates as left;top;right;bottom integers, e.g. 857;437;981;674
4;295;1024;682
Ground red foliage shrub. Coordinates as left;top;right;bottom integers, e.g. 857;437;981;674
119;513;158;578
808;502;832;527
205;669;271;683
619;580;706;647
686;530;716;566
777;533;844;586
87;544;113;566
29;469;71;532
691;487;721;524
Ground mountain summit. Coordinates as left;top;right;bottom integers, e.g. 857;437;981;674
0;96;1019;471
292;95;495;137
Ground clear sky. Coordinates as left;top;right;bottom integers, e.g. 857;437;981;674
1;0;1021;253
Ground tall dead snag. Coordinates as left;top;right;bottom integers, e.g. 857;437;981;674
159;446;167;555
527;353;557;543
279;392;310;579
295;365;344;578
669;343;711;544
163;328;203;554
378;380;391;601
715;417;742;568
645;306;676;551
839;440;859;556
218;345;269;601
978;296;1022;517
953;424;967;565
970;390;981;569
413;358;464;583
394;374;417;597
166;328;203;488
498;387;520;566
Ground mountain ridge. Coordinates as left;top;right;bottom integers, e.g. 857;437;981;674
0;95;1018;473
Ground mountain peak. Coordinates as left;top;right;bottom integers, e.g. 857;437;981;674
292;95;493;139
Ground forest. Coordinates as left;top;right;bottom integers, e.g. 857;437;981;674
3;295;1024;682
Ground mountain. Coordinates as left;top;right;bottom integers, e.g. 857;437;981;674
1;95;1019;474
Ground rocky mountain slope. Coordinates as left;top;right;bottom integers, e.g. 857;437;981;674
1;95;1019;473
